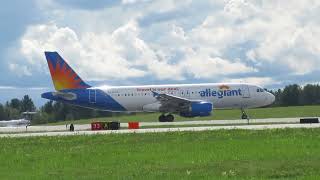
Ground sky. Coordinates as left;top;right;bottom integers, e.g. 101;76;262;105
0;0;320;107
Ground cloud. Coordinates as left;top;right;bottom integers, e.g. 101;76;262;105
0;86;17;90
223;77;278;87
54;0;120;10
19;23;147;81
122;0;151;5
181;49;256;78
18;17;256;82
5;0;320;89
9;63;32;76
2;0;320;107
0;86;48;90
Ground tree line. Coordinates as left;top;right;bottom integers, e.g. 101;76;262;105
0;95;36;120
270;84;320;107
38;101;113;124
0;84;320;124
0;95;112;124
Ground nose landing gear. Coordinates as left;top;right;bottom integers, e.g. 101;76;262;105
241;108;249;119
241;108;250;124
159;114;174;122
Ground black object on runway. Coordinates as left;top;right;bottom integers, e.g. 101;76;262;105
300;118;319;124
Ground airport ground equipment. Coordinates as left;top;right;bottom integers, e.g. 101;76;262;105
300;118;319;124
91;121;120;130
91;122;105;130
128;122;140;129
106;122;120;130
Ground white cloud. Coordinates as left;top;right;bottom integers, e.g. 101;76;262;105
18;19;255;81
19;23;147;81
9;63;32;76
122;0;151;5
181;48;256;78
224;77;278;87
8;0;320;87
0;86;17;90
0;86;48;90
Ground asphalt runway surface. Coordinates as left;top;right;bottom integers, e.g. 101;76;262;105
0;117;319;138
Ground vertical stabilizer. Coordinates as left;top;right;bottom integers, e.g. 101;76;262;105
44;52;91;91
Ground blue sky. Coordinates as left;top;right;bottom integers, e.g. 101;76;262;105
0;0;320;107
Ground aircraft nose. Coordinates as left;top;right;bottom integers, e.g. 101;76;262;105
267;92;275;105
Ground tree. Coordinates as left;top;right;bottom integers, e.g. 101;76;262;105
20;95;36;112
302;84;320;105
9;98;21;110
30;112;49;125
273;89;283;106
42;101;54;114
4;107;20;120
0;103;7;120
52;102;70;121
281;84;301;106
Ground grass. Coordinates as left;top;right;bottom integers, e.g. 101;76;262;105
47;105;320;125
0;128;320;179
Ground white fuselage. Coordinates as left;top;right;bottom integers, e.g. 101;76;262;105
92;83;275;112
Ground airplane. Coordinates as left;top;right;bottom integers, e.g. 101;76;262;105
0;119;31;127
42;52;275;122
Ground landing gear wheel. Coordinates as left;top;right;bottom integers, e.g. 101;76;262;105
159;114;175;122
166;114;174;122
241;108;249;120
159;114;166;122
241;114;248;120
241;108;250;124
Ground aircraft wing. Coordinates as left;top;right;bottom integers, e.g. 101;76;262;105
152;91;192;113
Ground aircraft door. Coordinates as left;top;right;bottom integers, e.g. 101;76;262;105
180;88;190;99
89;89;96;103
241;85;251;98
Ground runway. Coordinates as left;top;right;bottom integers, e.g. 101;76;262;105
0;123;319;138
0;117;306;133
0;117;319;138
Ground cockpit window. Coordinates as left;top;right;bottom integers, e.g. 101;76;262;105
257;88;264;92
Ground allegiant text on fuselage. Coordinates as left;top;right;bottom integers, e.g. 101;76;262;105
199;89;242;98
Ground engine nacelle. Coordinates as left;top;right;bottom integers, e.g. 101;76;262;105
180;101;213;117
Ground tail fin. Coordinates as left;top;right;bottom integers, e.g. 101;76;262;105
44;52;91;91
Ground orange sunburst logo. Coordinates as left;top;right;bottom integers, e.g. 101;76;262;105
219;85;230;90
48;57;87;91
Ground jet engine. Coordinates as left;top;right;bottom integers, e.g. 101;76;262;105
180;101;213;117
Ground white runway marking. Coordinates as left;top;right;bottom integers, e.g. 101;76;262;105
0;122;319;138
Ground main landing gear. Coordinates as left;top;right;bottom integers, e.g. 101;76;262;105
159;114;174;122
